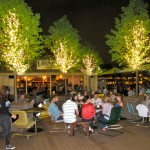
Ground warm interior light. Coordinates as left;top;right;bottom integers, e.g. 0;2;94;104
24;76;27;80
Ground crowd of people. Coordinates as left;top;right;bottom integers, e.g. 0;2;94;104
1;82;150;149
48;90;124;134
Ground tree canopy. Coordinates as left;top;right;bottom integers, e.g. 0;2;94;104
106;0;150;70
80;45;103;76
0;0;43;74
45;15;81;73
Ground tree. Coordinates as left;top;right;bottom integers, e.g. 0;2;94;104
0;0;43;74
45;15;81;94
80;46;103;76
106;0;150;95
0;0;43;100
80;45;103;91
45;15;81;73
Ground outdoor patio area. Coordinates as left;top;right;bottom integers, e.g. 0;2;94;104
1;116;150;150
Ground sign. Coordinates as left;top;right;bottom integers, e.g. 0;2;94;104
37;60;54;70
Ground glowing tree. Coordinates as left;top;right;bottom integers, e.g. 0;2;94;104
45;16;81;94
45;16;81;73
106;0;150;95
80;46;103;91
81;47;103;76
0;0;43;100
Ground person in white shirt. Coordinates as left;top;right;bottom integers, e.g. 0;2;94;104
62;95;79;124
90;93;103;107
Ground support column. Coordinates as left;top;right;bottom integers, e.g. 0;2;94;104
50;75;51;96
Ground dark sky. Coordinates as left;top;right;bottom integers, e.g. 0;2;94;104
25;0;150;64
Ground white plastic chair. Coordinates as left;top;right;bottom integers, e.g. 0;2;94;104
136;104;150;123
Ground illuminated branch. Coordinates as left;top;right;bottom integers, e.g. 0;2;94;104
1;10;29;75
81;54;100;76
124;20;150;69
54;42;79;73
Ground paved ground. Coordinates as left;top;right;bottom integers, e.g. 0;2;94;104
1;117;150;150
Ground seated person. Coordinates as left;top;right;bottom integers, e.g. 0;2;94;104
97;96;113;131
48;97;63;121
90;93;103;108
18;94;27;102
145;87;150;96
81;96;95;133
115;94;123;108
109;91;117;102
62;95;79;124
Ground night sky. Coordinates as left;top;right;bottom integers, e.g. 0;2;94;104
25;0;150;64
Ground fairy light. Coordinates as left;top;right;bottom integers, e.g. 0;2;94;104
54;42;79;73
81;54;101;76
1;10;29;75
124;20;150;69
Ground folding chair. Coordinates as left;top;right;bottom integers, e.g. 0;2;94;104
97;107;123;137
49;112;67;132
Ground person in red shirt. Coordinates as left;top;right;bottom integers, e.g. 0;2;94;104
81;95;96;133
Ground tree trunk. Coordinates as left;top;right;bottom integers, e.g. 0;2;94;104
25;78;28;95
89;76;91;92
135;69;139;96
65;74;67;95
14;70;17;102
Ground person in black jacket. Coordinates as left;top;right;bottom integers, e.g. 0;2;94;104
0;86;16;150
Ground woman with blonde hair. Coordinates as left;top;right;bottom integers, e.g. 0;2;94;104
97;96;113;131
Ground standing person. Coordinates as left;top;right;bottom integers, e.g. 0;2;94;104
0;86;16;149
81;96;95;133
103;87;108;96
62;95;79;125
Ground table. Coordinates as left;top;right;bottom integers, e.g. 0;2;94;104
10;102;33;111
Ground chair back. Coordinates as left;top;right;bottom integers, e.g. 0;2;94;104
126;102;137;115
136;104;148;118
108;107;122;125
12;111;28;126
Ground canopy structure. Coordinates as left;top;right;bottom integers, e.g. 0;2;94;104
100;67;122;76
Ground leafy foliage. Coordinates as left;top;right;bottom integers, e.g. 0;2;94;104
0;0;43;74
80;45;103;76
106;0;150;69
44;15;81;73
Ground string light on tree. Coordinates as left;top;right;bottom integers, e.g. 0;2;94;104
2;10;29;75
54;42;79;73
124;20;150;70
